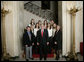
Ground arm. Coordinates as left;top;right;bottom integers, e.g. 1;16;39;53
59;31;62;46
23;32;27;46
53;31;57;45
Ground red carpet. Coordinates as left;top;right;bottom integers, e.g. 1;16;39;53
32;49;54;58
33;54;54;58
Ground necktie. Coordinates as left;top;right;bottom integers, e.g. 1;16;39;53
41;29;43;37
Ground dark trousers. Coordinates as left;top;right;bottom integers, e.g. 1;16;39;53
54;45;59;58
39;44;47;59
47;37;52;54
47;45;51;54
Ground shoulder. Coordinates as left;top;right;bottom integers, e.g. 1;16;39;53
58;30;61;32
24;31;28;36
59;30;62;34
25;31;27;34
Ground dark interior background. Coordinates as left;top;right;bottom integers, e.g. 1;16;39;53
41;1;50;10
41;1;58;24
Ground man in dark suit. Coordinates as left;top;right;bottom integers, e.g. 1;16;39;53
23;26;35;61
37;23;49;60
53;25;62;60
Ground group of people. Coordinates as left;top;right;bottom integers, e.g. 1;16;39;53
23;19;62;61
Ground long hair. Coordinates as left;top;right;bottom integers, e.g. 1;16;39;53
47;23;51;29
43;20;47;26
30;19;35;25
35;23;39;29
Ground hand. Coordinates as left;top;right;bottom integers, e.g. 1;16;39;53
25;45;28;47
47;42;49;45
37;42;39;45
32;43;34;45
54;42;57;44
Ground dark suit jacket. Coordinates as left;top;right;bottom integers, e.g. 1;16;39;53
53;30;62;50
37;29;48;46
23;31;35;47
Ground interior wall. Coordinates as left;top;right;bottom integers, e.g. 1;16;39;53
24;9;45;29
58;1;62;28
62;1;67;56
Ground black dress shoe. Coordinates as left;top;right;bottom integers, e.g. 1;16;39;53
26;59;29;61
55;55;59;60
30;58;34;60
55;57;59;60
44;57;46;60
40;58;42;60
44;58;46;60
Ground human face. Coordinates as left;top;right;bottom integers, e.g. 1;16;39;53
27;27;30;31
38;21;41;25
32;19;34;23
48;23;50;27
41;24;44;29
51;20;54;24
57;26;60;31
53;23;56;28
36;23;39;28
44;20;47;24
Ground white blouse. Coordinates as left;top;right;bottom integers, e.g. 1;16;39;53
34;28;39;37
47;28;52;37
52;29;56;37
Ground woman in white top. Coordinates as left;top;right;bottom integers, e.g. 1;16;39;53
47;23;52;37
33;23;39;54
34;23;39;37
47;22;53;54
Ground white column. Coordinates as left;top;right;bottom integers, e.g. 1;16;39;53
62;1;74;56
4;1;24;57
13;1;24;56
5;1;15;56
62;1;67;56
17;1;24;56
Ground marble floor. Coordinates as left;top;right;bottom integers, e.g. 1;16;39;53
13;54;83;61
